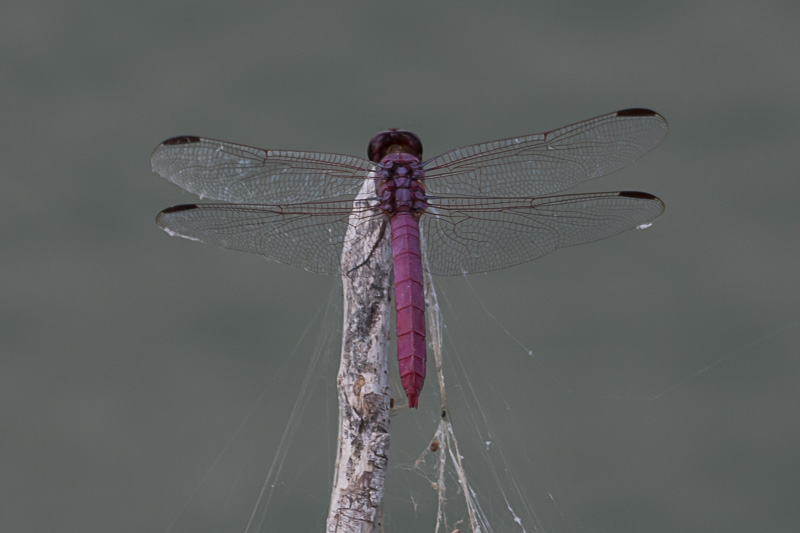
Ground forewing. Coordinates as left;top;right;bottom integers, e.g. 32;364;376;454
151;136;376;204
420;192;664;276
422;109;667;197
156;199;383;275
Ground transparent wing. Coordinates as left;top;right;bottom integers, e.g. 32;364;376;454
151;136;377;204
420;191;664;276
156;199;384;275
422;109;668;197
154;110;666;278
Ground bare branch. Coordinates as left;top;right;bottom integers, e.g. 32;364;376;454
327;177;393;532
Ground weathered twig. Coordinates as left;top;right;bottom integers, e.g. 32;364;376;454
327;178;393;532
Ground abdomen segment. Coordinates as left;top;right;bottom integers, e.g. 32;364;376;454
391;212;427;408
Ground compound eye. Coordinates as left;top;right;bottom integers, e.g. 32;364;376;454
367;130;423;162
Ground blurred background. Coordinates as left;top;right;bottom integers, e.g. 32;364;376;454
3;1;799;531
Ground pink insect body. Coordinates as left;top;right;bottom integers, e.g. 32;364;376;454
375;149;429;408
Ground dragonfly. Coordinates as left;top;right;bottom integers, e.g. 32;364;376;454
153;108;667;408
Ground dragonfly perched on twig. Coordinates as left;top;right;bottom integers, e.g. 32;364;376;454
154;108;667;407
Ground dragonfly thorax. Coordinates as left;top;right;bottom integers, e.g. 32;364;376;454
377;153;428;216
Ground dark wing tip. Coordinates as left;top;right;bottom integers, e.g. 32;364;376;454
618;190;658;200
159;204;199;215
161;135;202;146
616;108;659;117
156;204;199;226
619;191;665;210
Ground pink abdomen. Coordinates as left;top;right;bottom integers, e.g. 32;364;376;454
390;212;426;408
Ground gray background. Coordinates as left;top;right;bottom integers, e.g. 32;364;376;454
4;1;799;531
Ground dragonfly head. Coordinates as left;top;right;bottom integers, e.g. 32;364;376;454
368;129;423;163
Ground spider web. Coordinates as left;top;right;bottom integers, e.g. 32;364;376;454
160;242;800;533
161;258;588;532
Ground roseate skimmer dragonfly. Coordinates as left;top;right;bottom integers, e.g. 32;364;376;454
154;108;667;408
